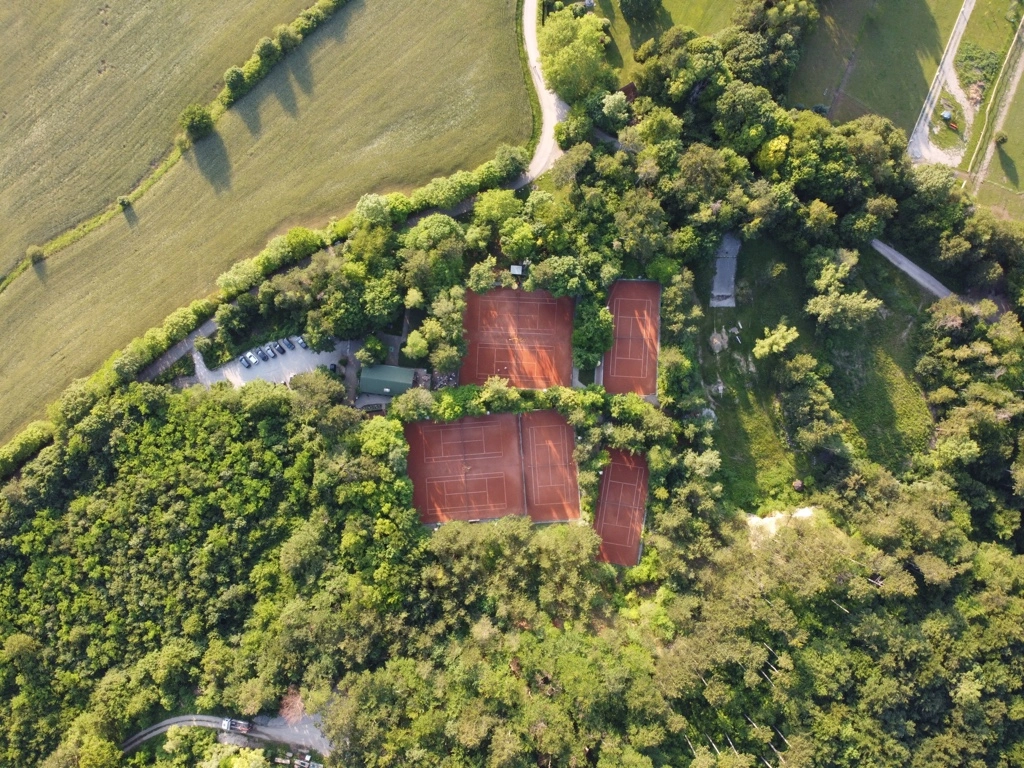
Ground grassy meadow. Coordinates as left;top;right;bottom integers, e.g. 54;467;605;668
700;239;933;513
790;0;961;132
0;0;532;443
978;75;1024;217
596;0;737;85
0;0;312;276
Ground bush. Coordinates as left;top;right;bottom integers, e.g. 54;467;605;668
274;23;303;53
356;335;387;366
26;245;44;264
554;106;594;149
179;104;214;140
996;131;1008;146
0;421;54;481
224;66;246;99
117;196;131;209
255;36;282;64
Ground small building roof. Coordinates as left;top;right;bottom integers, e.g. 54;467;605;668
359;365;415;396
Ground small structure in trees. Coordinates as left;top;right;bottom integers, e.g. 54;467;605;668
358;365;415;396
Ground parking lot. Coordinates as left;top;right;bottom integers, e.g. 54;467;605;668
193;338;356;390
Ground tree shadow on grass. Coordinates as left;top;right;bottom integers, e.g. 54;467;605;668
31;258;47;284
122;205;139;229
998;145;1019;189
287;40;314;96
191;132;232;193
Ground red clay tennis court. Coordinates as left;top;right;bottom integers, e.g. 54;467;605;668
602;281;661;396
405;411;580;525
521;410;581;522
594;449;649;566
460;288;574;389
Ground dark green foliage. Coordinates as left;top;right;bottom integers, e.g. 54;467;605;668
619;0;660;23
956;41;1002;86
178;104;213;141
572;299;615;369
9;2;1024;766
25;245;44;264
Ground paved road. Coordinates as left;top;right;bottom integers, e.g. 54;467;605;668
870;240;954;299
908;0;976;163
518;0;568;185
194;339;355;389
138;318;218;382
121;714;331;755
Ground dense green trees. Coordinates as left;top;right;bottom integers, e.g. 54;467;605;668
6;0;1024;766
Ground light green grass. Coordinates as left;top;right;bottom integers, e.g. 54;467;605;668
701;239;814;512
824;0;962;132
0;0;532;443
0;0;311;276
828;253;934;472
787;0;875;110
596;0;737;85
701;238;933;510
977;52;1024;218
930;88;967;150
960;0;1020;54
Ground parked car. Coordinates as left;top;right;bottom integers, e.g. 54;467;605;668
265;345;276;358
239;356;251;369
246;351;259;366
296;336;309;349
329;363;337;373
256;347;269;361
273;341;286;355
281;337;295;350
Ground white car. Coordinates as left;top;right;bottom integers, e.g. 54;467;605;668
245;351;259;366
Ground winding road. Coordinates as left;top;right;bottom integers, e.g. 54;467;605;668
120;714;331;755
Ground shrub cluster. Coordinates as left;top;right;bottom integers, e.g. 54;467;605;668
216;227;325;299
0;421;54;482
221;0;350;106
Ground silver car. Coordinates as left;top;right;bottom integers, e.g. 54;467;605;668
245;351;259;366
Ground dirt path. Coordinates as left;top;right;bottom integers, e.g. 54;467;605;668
870;240;954;298
972;26;1024;193
908;0;976;164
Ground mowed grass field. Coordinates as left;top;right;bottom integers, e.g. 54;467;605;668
700;239;932;513
791;0;961;132
0;0;311;276
978;74;1024;218
0;0;532;443
596;0;737;85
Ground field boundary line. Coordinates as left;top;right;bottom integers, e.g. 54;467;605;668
966;14;1024;187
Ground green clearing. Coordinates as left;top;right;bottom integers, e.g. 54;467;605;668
595;0;737;85
701;239;933;512
0;0;532;443
787;0;875;110
0;0;311;276
977;58;1024;217
931;88;968;150
794;0;962;132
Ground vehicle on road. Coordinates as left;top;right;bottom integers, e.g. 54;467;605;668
220;719;252;734
256;348;269;361
329;363;337;373
265;345;277;358
296;336;309;349
239;356;251;369
246;352;259;366
281;337;296;350
273;341;286;355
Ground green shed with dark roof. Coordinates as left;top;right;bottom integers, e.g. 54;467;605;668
359;365;415;396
